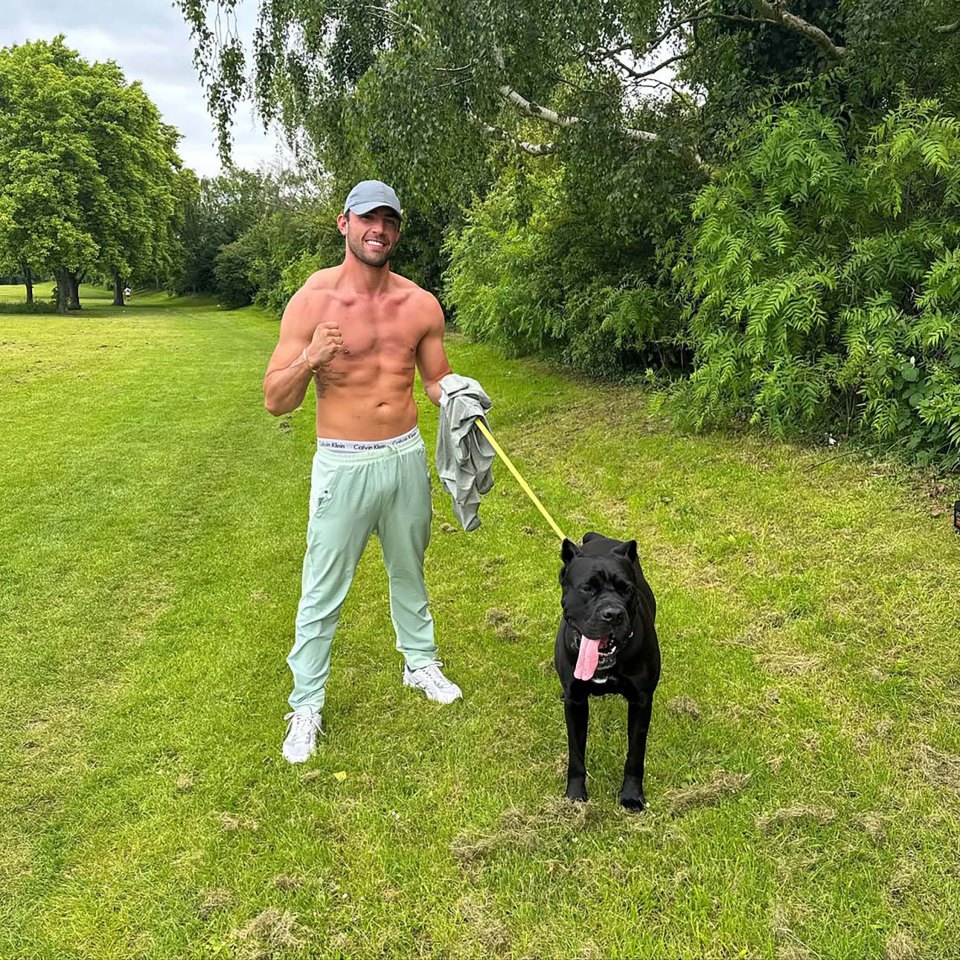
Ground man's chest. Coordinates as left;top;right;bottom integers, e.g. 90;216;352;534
326;301;423;364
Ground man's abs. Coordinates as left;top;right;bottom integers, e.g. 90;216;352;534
314;366;419;441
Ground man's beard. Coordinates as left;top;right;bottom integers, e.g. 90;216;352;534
348;233;391;267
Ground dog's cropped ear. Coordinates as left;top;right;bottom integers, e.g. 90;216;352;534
560;538;581;567
612;539;638;564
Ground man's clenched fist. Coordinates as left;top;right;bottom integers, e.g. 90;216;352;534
306;321;343;369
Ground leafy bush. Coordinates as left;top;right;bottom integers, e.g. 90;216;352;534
678;99;960;463
444;145;693;377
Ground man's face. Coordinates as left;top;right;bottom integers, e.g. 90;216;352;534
339;206;401;267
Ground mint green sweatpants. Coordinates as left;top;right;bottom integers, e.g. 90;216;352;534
287;429;438;711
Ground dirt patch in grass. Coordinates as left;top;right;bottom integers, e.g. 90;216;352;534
664;771;750;816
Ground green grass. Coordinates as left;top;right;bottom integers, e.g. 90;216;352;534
2;289;959;959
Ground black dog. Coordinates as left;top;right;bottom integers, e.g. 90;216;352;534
555;532;660;809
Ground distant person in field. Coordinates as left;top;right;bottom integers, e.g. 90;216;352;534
263;180;462;764
123;286;131;302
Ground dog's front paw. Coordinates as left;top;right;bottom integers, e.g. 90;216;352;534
565;778;588;803
619;777;646;811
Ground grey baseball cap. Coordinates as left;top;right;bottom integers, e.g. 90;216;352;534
343;180;402;218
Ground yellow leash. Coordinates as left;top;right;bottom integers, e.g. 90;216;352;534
474;419;567;542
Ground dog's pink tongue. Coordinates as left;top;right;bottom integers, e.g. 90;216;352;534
574;637;601;681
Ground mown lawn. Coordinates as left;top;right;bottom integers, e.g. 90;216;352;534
2;289;959;959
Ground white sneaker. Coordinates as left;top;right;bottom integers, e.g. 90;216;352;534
282;706;323;763
403;661;462;704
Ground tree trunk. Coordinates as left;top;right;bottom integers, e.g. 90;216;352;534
113;271;125;306
55;268;70;314
22;264;33;304
68;271;82;310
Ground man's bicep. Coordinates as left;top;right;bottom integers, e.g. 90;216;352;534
265;291;311;377
417;330;452;384
416;300;453;387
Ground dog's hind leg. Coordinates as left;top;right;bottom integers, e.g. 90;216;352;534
620;694;653;811
563;698;589;802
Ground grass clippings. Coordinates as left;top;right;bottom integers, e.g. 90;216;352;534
886;931;920;960
198;887;234;920
455;894;510;956
483;608;511;627
757;651;824;677
218;812;260;833
664;771;750;816
273;875;302;891
232;908;307;960
757;805;838;832
916;743;960;792
666;696;701;718
451;799;599;865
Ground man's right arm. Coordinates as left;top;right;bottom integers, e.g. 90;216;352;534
263;289;342;417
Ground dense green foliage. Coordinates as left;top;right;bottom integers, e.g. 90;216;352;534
0;299;57;314
179;168;281;297
444;157;693;375
0;37;189;311
180;169;344;312
679;99;960;459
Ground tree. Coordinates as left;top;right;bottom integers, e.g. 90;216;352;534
178;167;281;295
178;0;959;194
0;37;186;312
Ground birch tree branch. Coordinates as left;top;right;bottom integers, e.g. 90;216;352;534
748;0;846;61
497;82;659;142
477;120;556;156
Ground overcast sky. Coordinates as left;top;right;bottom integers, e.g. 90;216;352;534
1;0;286;177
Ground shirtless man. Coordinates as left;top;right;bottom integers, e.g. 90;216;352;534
263;180;462;764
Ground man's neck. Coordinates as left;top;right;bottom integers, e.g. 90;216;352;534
339;254;392;295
